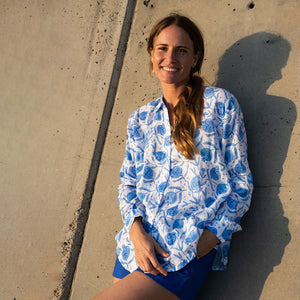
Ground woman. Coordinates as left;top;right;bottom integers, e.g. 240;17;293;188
92;13;253;300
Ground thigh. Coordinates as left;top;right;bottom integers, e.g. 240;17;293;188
113;277;121;284
90;271;179;300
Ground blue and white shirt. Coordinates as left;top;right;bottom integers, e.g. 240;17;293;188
115;87;253;272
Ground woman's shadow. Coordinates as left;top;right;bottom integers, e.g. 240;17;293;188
198;32;296;299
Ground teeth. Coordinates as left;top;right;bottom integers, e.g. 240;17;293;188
163;67;178;72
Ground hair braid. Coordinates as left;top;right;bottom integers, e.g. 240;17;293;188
172;76;204;159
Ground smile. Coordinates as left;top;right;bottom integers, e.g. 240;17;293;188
162;67;179;72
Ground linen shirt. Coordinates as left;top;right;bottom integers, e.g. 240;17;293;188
115;87;253;272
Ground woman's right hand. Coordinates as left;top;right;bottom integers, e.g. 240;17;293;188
129;217;169;276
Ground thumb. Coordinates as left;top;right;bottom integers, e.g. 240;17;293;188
154;241;169;258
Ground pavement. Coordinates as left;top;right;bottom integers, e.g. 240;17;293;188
0;0;299;299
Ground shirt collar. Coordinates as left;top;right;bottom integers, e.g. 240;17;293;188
154;87;209;113
153;95;166;113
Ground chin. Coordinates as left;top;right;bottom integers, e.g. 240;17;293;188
162;76;189;86
158;75;180;84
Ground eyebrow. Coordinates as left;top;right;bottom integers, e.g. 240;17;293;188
155;43;190;49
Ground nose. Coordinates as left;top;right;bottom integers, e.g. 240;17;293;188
165;48;176;62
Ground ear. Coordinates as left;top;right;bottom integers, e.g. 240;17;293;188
150;48;154;63
192;52;201;68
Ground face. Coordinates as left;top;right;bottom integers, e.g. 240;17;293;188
151;25;199;87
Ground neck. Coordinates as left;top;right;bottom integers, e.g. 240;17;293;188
161;83;185;107
162;83;185;128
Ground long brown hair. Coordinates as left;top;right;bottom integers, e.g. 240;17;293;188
147;14;205;160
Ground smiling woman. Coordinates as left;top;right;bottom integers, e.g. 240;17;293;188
150;25;199;87
90;13;253;300
147;15;205;160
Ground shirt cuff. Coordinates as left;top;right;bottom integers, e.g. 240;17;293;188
124;210;145;232
205;215;242;243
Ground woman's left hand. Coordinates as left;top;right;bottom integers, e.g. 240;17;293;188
196;229;220;259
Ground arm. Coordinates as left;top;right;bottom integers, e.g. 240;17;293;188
205;92;253;244
118;115;169;275
117;116;146;232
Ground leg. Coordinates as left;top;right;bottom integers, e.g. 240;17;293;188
90;271;179;300
113;277;120;284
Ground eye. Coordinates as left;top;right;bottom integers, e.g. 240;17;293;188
177;48;188;54
158;46;167;51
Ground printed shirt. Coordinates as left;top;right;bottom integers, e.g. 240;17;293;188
115;87;253;272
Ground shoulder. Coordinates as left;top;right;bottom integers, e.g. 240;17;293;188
203;86;240;112
128;97;162;126
204;86;236;101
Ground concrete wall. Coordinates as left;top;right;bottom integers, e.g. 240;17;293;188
0;0;129;298
0;0;299;299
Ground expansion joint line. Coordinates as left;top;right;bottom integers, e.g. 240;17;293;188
58;1;137;299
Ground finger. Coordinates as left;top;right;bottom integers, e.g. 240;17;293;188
142;258;160;275
147;269;160;276
140;247;167;276
149;256;168;276
153;241;169;276
154;242;170;258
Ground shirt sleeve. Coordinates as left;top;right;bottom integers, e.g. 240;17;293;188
117;114;146;232
205;91;253;243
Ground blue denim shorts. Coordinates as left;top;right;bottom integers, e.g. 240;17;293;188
113;249;216;300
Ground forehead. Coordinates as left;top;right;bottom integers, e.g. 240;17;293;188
154;25;193;48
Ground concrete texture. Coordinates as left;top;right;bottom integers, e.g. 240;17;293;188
71;0;300;299
0;0;129;299
1;0;299;299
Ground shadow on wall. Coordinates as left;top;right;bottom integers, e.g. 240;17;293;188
198;32;296;300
